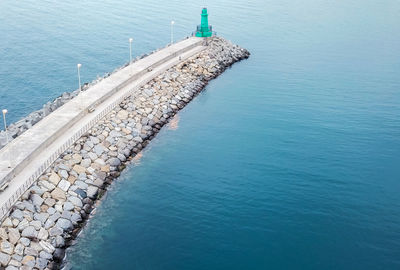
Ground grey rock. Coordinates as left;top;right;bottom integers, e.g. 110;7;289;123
24;201;35;213
34;213;49;224
59;169;68;179
47;207;56;215
30;185;45;196
11;209;24;221
37;228;48;240
75;188;87;199
14;243;24;256
0;241;13;255
44;198;56;207
58;179;71;191
39;240;55;254
0;228;7;240
44;219;55;230
133;136;143;143
55;218;73;231
117;153;126;162
8;228;20;245
83;141;94;150
109;130;122;138
11;254;22;261
30;220;42;230
71;213;82;224
88;152;98;161
53;248;65;261
93;178;105;187
19;237;30;247
35;257;48;269
61;210;72;220
87;186;98;199
39;250;52;260
93;144;107;156
90;136;100;145
75;180;88;190
49;212;61;222
58;164;70;171
49;226;63;237
53;235;65;248
81;158;91;168
94;158;106;166
21;226;37;238
39;181;55;191
30;194;44;206
22;210;33;220
108;157;121;166
68;196;82;207
0;252;10;266
63;201;74;211
2;218;13;227
24;247;38;257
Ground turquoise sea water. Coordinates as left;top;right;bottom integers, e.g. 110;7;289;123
1;0;400;269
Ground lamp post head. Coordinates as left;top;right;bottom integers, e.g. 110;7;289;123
171;20;175;25
77;63;82;69
129;38;133;43
2;109;7;115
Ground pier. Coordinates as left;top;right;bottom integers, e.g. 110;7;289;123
0;37;206;219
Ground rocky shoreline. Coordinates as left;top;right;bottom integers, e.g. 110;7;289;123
0;37;249;269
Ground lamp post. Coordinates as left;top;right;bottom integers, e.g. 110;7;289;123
129;38;133;63
129;38;133;75
170;20;175;44
2;109;11;168
77;63;82;92
77;63;83;109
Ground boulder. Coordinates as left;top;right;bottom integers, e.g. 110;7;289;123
68;196;82;207
39;241;55;254
21;255;35;267
108;158;121;167
21;226;37;238
7;229;20;245
37;228;48;241
0;252;10;266
63;202;74;211
0;228;7;241
58;180;71;192
58;169;69;179
55;218;73;231
49;226;62;237
50;188;66;201
30;194;44;206
117;110;129;120
87;186;98;199
48;173;61;185
0;241;13;255
73;164;86;174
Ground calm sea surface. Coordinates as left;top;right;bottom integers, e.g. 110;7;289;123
1;0;400;269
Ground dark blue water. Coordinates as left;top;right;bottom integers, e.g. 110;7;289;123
2;0;400;269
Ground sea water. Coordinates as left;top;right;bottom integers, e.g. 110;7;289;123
1;0;399;269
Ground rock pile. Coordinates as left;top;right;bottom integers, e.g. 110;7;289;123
0;37;249;269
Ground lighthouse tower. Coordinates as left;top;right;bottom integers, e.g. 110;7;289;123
195;8;213;37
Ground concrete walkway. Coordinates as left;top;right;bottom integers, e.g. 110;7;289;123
0;37;206;219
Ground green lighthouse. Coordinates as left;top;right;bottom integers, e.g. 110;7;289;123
195;8;213;37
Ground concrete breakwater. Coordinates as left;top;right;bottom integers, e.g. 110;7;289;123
0;37;249;269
